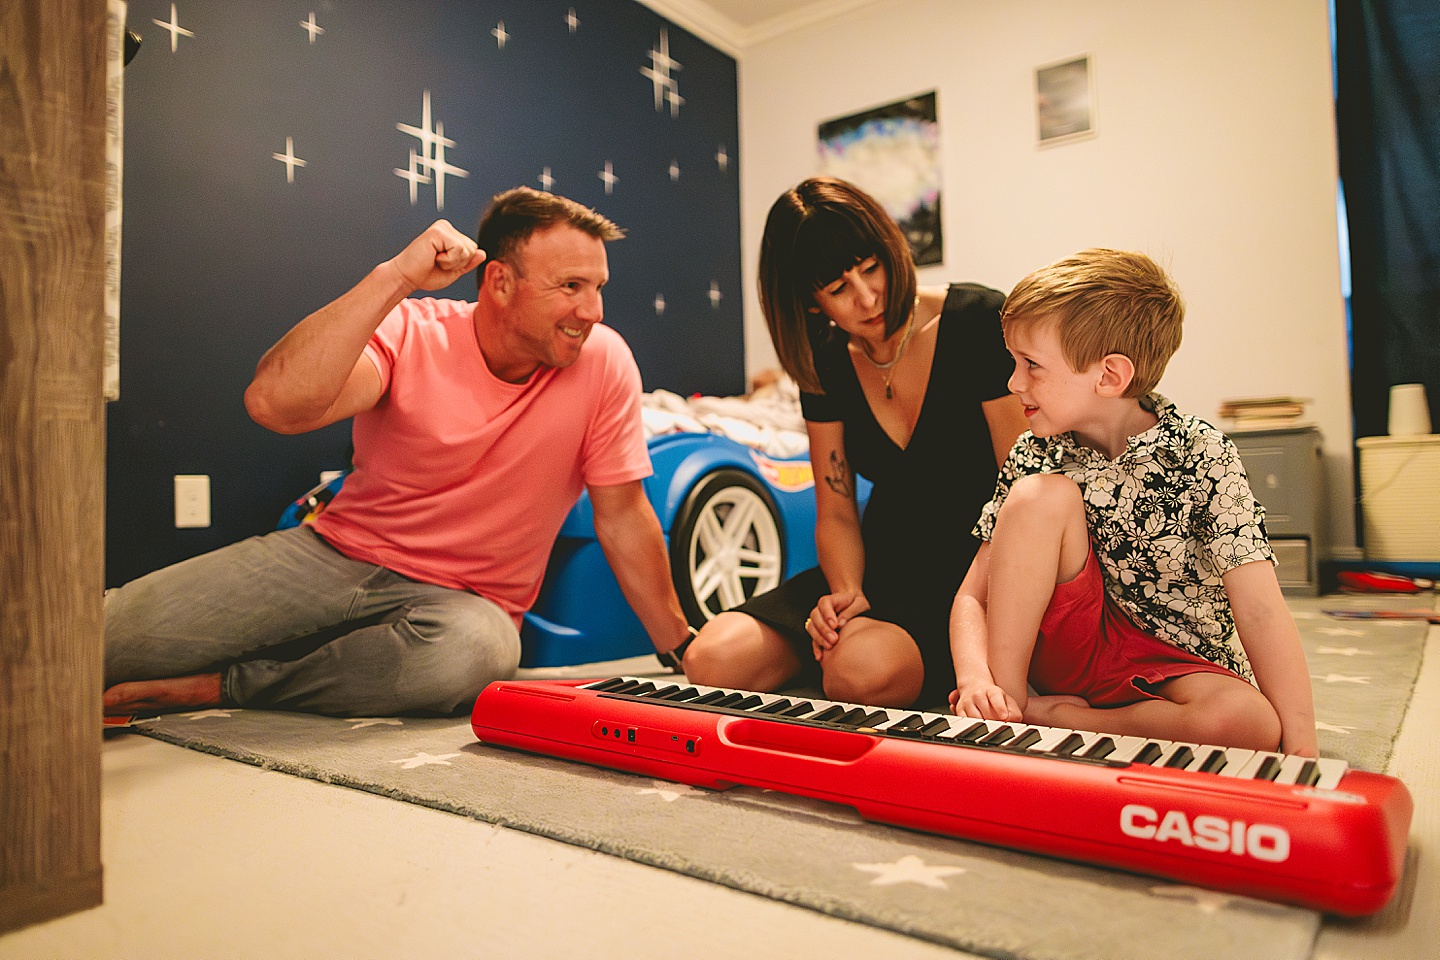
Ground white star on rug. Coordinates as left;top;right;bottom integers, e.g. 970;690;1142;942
347;718;403;729
1315;646;1373;657
853;854;965;889
182;709;234;720
1317;626;1365;637
1148;884;1239;914
637;780;700;802
1312;673;1371;684
390;751;462;769
1316;720;1355;734
1290;610;1320;619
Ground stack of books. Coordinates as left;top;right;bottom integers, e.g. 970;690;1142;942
1218;396;1311;432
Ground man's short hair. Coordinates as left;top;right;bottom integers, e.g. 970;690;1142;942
1002;248;1184;397
476;187;625;289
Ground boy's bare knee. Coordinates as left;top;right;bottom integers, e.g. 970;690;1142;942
1000;473;1084;522
1185;682;1281;751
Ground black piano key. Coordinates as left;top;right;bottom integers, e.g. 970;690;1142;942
1082;737;1117;759
1253;755;1282;781
953;721;990;743
1295;759;1320;787
889;714;927;732
1196;748;1228;774
628;681;659;696
644;684;682;699
660;686;701;701
756;698;794;714
1049;732;1087;756
707;692;748;709
588;677;631;692
690;690;731;706
855;709;891;729
978;725;1015;746
731;695;765;711
917;717;953;737
1131;742;1164;765
604;679;648;696
1164;746;1195;769
830;707;871;726
1005;728;1044;750
780;701;816;717
808;705;847;723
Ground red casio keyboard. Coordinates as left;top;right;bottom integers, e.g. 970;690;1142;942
470;676;1412;915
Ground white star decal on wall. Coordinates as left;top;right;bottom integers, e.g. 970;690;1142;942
538;166;555;191
637;780;699;802
152;3;194;52
301;12;324;44
641;28;682;115
653;293;666;315
492;21;509;49
598;160;618;195
272;136;306;183
390;751;462;769
566;8;579;33
715;145;729;171
853;855;964;889
708;281;722;308
395;91;468;211
669;159;680;181
1312;673;1371;684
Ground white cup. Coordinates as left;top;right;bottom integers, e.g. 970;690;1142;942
1388;383;1432;436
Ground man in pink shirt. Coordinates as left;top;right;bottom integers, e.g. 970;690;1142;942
103;188;691;716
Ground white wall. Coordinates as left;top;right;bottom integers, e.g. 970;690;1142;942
736;0;1355;551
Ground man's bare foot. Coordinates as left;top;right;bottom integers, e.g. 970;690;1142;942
103;673;223;716
1022;693;1090;727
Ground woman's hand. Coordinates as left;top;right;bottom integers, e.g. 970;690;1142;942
804;590;870;660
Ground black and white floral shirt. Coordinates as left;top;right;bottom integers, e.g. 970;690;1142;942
973;394;1271;681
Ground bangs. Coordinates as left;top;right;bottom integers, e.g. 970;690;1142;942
791;210;875;290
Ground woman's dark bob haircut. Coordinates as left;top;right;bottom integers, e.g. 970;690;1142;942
758;176;917;393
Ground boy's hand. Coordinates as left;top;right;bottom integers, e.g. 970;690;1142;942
949;679;1022;722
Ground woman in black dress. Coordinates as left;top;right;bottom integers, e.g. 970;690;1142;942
682;177;1027;708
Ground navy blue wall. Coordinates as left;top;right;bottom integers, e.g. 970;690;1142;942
110;0;743;587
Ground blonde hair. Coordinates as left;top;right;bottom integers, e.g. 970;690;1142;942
1002;248;1183;397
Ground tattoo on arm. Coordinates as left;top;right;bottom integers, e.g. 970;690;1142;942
824;450;853;497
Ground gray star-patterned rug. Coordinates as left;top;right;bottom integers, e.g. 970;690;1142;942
126;593;1429;960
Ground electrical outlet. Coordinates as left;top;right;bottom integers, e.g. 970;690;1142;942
174;474;211;528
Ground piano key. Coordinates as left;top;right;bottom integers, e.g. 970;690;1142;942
586;677;632;692
1215;747;1257;778
659;686;702;702
1313;758;1349;790
1292;760;1320;787
780;701;816;718
755;697;795;714
917;716;956;738
1047;732;1088;756
645;683;682;699
852;709;894;730
1081;736;1118;760
1106;736;1162;764
1234;751;1284;781
978;724;1016;746
1004;728;1045;751
946;720;992;743
1163;745;1197;769
878;713;928;733
1271;754;1314;786
690;689;733;706
1193;748;1229;774
807;705;847;723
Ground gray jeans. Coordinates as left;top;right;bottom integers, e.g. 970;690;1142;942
105;526;521;716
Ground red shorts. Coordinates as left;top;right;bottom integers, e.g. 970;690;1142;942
1029;548;1241;707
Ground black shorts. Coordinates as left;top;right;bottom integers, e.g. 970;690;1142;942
733;566;956;709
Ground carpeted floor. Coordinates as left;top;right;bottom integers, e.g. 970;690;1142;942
127;593;1428;960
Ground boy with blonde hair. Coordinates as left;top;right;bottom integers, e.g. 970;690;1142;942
949;249;1317;757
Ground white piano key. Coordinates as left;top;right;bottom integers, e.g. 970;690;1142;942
1313;757;1350;790
1213;747;1257;778
1106;735;1163;763
1272;753;1314;786
1235;750;1285;781
1154;741;1201;769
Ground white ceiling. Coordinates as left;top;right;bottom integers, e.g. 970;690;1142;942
636;0;879;54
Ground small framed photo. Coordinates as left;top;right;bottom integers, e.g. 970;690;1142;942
1035;55;1096;147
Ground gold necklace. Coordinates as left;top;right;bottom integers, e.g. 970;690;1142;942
856;297;920;399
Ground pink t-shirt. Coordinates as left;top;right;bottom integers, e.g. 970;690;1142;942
310;297;651;627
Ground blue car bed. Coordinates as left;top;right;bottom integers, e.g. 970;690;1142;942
280;409;871;668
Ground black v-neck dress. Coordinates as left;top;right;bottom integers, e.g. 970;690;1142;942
736;283;1013;706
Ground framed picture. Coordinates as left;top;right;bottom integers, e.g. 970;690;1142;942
1036;55;1096;147
817;91;943;266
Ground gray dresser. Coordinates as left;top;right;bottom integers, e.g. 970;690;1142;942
1228;426;1325;595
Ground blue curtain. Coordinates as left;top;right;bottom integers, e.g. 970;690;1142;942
1335;0;1440;439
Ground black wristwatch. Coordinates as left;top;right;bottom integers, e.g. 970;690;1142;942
656;627;697;672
